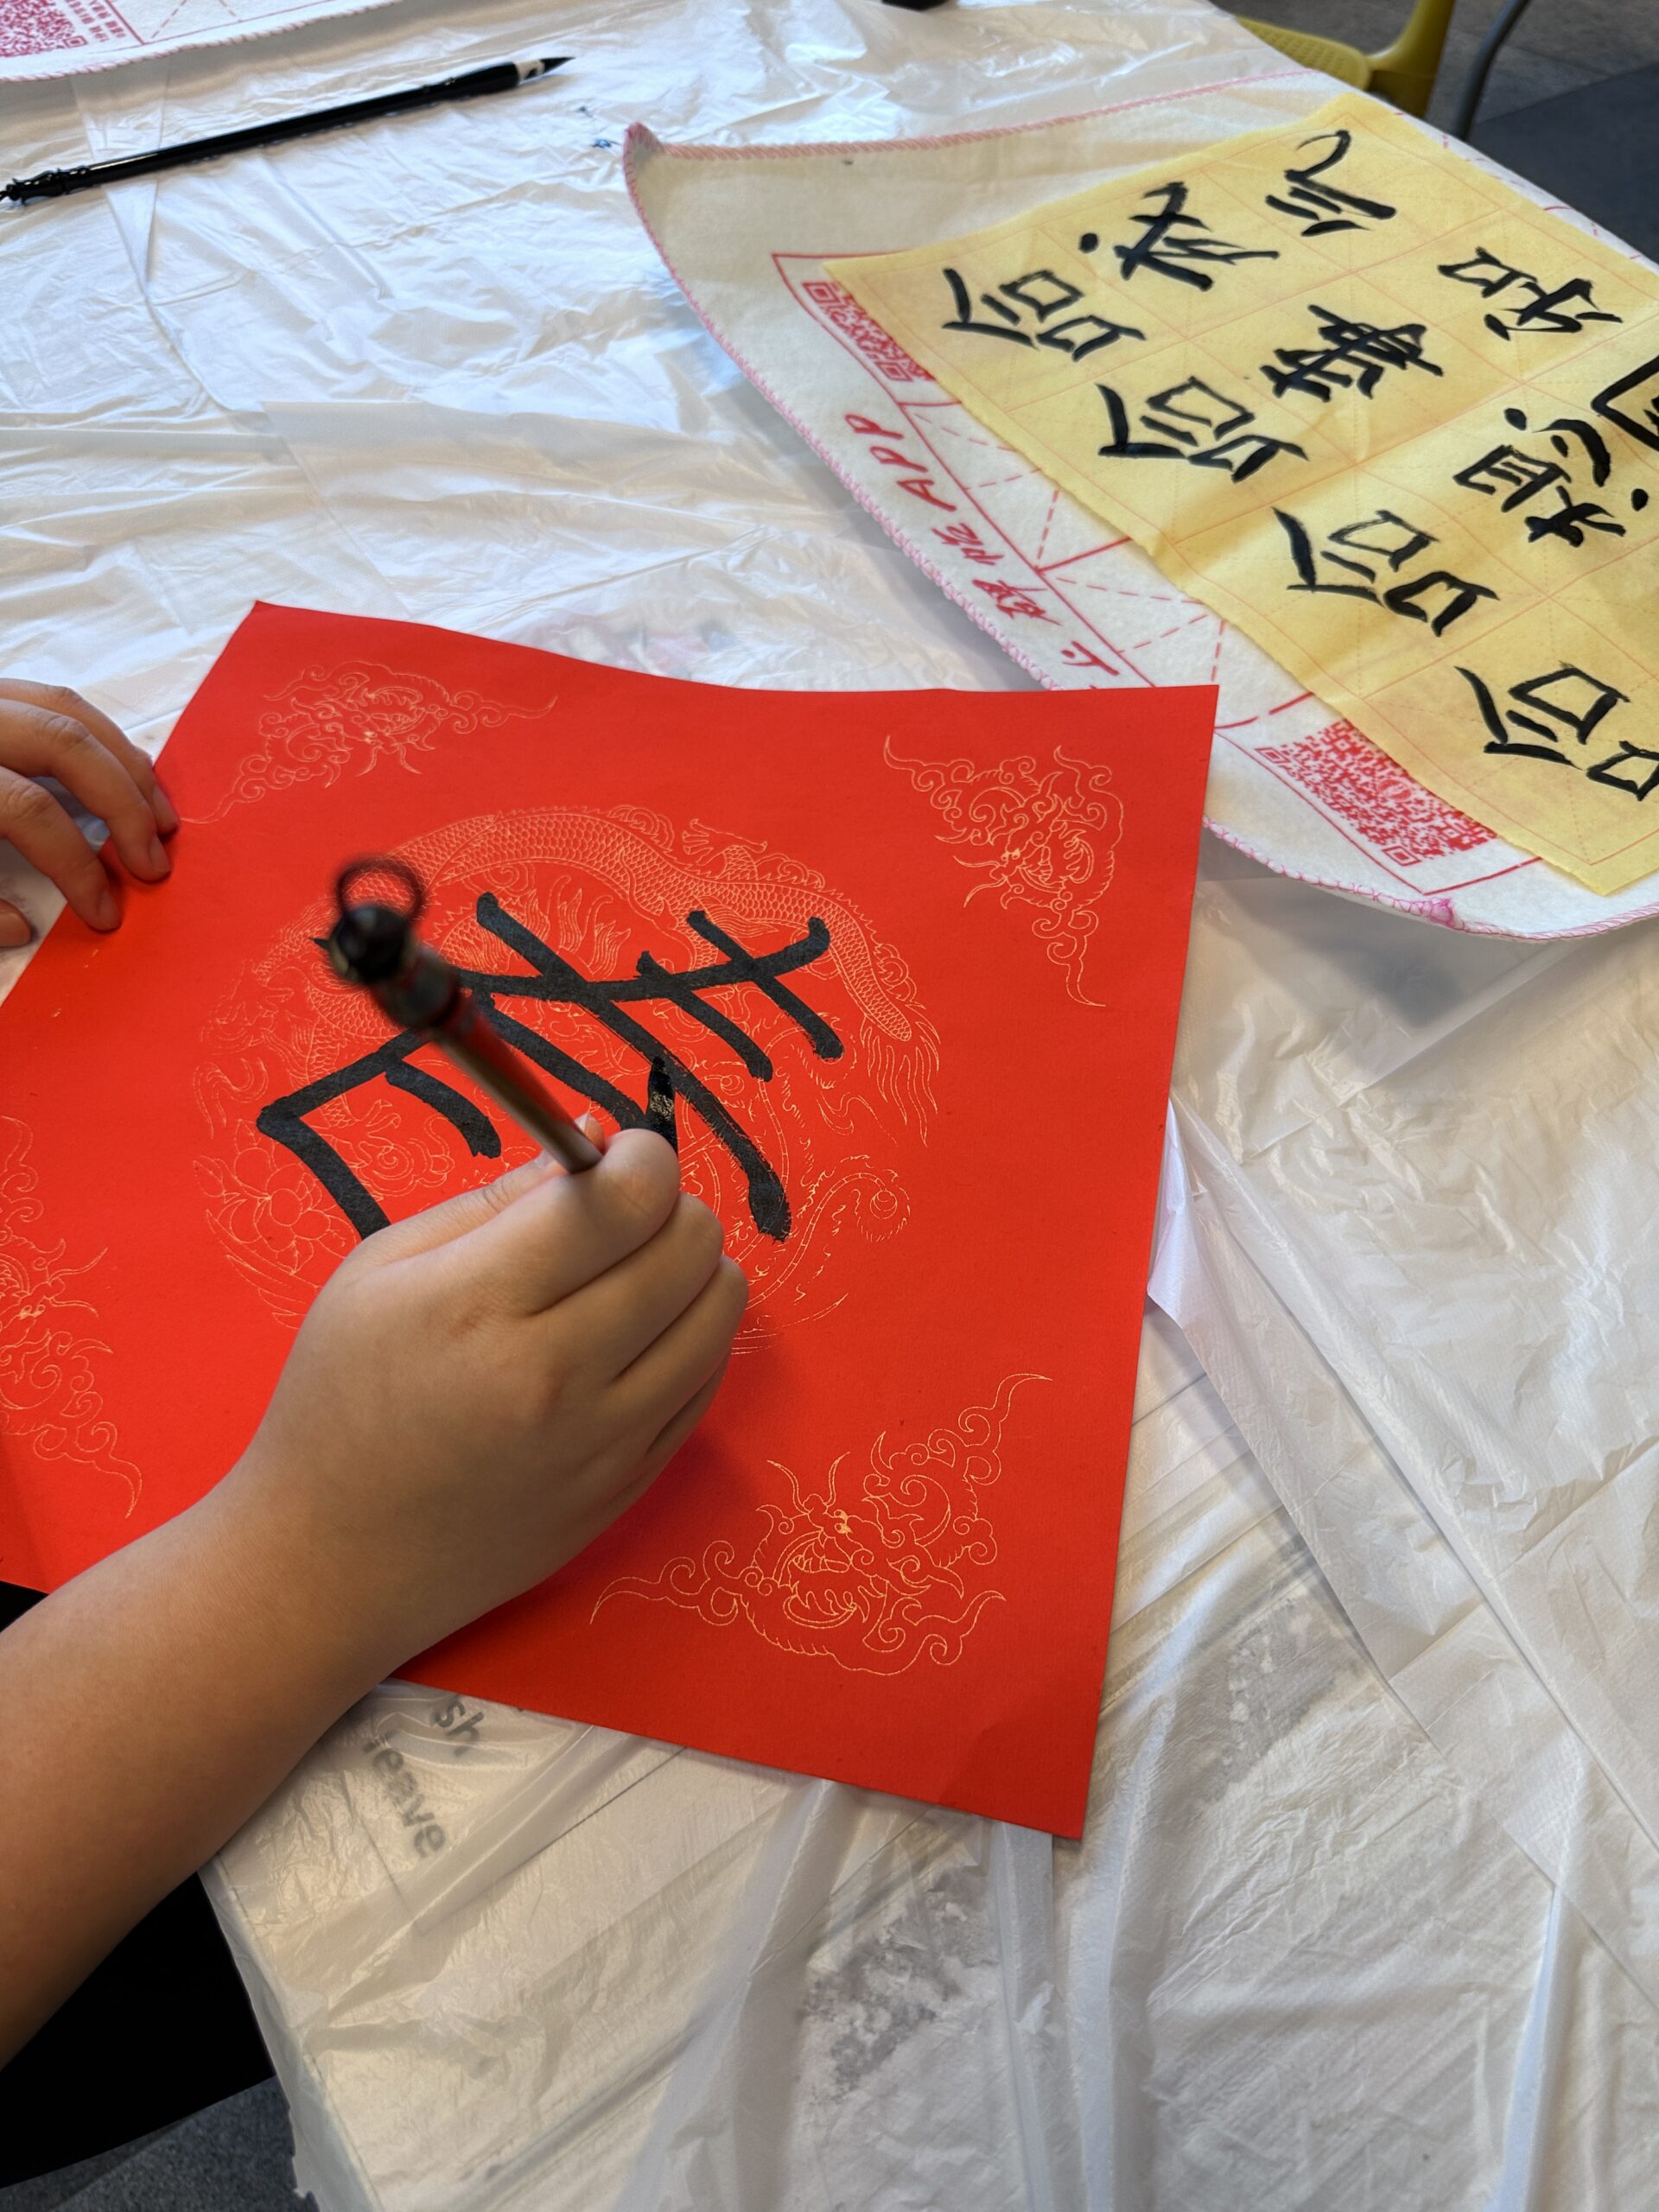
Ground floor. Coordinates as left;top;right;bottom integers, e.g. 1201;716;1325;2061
2;2;1653;2207
0;2085;303;2212
1211;0;1659;132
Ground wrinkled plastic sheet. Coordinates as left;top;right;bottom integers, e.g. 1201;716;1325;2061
5;0;1658;2201
1153;843;1659;2025
207;1304;1659;2211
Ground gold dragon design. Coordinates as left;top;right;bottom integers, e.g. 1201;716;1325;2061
594;1373;1047;1674
192;659;554;821
885;740;1123;1006
0;1116;140;1515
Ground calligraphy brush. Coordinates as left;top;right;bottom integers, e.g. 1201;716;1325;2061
3;58;570;207
324;855;605;1177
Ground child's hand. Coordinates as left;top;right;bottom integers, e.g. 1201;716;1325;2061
221;1132;746;1669
0;681;178;946
0;1134;742;2058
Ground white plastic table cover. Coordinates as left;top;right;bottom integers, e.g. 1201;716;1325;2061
4;0;1659;2203
207;1304;1659;2212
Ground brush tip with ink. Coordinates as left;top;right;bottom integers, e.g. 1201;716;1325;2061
326;855;603;1177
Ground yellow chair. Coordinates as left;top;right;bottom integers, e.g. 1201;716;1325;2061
1236;0;1459;117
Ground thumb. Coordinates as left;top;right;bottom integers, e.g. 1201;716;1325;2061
357;1154;565;1268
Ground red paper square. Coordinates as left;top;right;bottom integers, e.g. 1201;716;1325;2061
0;606;1213;1834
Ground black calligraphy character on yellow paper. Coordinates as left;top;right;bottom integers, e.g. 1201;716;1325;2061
1274;506;1497;635
1095;374;1306;482
939;266;1142;359
1264;128;1396;238
1457;664;1653;796
260;898;842;1244
1456;457;1623;548
1438;248;1624;344
1080;181;1278;293
1454;447;1570;511
1455;404;1645;550
1261;304;1443;402
1592;353;1659;456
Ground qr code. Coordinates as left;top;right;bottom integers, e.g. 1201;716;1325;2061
0;0;87;54
804;280;932;385
1260;720;1493;868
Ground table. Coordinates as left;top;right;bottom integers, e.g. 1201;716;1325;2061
7;0;1658;2202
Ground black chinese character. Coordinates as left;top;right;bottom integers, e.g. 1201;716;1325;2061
1586;742;1659;800
1522;488;1625;548
1095;374;1306;480
1383;570;1499;630
1000;270;1084;318
1084;181;1279;292
1506;404;1616;484
940;266;1142;358
1262;303;1443;401
1265;127;1396;237
1455;408;1644;549
1438;248;1622;343
1592;352;1659;455
1276;505;1497;634
1493;278;1621;343
1453;444;1569;510
1458;663;1628;766
263;896;843;1244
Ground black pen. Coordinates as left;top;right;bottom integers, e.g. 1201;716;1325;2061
3;55;570;206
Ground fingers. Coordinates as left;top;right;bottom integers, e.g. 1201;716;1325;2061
560;1190;725;1376
615;1256;747;1426
582;1354;734;1540
0;769;119;931
641;1358;730;1481
0;691;171;887
0;899;30;950
0;681;177;836
362;1154;565;1268
448;1129;683;1314
0;683;178;932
